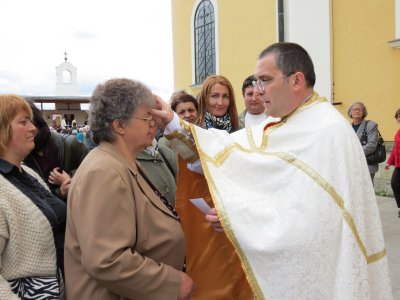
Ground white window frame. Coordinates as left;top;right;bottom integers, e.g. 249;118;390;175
389;0;400;48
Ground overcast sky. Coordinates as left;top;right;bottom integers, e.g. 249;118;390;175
0;0;174;100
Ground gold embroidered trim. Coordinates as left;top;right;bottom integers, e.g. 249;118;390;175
191;125;265;300
246;127;257;150
191;96;386;299
261;121;282;149
366;249;387;264
200;143;253;167
163;131;199;163
283;92;327;120
191;98;387;299
179;118;191;132
200;148;387;298
269;152;386;265
260;93;327;149
200;143;387;265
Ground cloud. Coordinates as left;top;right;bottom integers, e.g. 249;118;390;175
0;0;174;98
73;30;97;40
0;71;23;94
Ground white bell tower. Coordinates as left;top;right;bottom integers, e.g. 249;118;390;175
55;51;79;96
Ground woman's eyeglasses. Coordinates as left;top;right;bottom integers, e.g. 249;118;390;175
130;115;156;126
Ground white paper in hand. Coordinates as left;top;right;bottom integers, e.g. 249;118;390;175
189;198;211;214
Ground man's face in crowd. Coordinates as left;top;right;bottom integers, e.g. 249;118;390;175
254;53;294;118
243;86;265;115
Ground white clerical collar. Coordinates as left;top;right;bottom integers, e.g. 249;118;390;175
303;91;314;103
280;91;314;120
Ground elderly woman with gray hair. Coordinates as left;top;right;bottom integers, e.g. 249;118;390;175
64;78;194;300
348;101;380;181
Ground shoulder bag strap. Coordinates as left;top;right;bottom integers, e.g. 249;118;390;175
361;120;369;144
362;120;369;135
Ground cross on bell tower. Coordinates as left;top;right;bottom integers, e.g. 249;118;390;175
55;51;79;96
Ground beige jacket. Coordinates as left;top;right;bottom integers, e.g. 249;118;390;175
65;142;185;300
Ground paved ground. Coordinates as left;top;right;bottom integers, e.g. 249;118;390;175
376;196;400;299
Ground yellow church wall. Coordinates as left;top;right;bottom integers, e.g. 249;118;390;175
216;1;276;112
172;0;399;138
332;0;400;140
171;1;195;96
171;0;277;112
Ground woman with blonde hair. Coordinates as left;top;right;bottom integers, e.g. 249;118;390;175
0;95;66;299
196;75;240;132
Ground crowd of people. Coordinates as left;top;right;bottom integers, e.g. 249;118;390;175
0;42;396;299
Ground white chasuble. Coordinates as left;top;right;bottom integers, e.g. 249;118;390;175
189;93;392;300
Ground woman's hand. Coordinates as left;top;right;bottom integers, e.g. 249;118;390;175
178;272;195;300
60;178;72;197
151;95;174;129
384;164;391;170
205;208;224;232
49;168;71;186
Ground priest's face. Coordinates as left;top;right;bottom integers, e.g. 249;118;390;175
254;53;295;118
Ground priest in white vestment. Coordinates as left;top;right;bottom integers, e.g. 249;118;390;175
152;42;393;300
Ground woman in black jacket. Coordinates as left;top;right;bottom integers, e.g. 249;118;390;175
24;101;88;200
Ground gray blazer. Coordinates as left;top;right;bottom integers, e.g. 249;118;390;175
238;110;246;128
355;119;379;174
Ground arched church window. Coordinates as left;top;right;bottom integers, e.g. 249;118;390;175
194;0;216;84
62;70;72;83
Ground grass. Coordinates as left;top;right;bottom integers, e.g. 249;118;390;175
375;190;392;197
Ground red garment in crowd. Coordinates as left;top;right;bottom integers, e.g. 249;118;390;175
387;129;400;167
